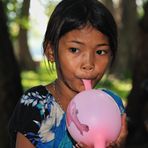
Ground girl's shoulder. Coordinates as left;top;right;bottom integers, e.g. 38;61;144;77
21;85;52;105
20;85;56;116
9;85;65;147
101;88;125;115
23;85;49;97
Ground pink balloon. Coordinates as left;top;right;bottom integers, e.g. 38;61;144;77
82;79;92;90
66;89;122;148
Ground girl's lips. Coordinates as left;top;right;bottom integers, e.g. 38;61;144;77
82;79;92;90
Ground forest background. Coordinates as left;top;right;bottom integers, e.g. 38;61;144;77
0;0;148;147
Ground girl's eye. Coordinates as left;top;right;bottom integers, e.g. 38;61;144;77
69;48;79;53
96;50;107;55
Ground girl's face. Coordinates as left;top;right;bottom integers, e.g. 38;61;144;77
57;26;112;93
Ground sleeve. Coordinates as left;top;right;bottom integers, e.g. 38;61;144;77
9;88;47;147
101;88;125;115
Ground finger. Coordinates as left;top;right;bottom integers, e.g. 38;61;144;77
121;113;128;136
75;143;79;148
75;143;84;148
106;142;118;148
116;113;128;145
122;113;127;126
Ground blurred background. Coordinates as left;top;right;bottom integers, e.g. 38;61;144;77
0;0;148;147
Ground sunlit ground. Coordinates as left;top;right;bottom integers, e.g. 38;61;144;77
22;61;132;105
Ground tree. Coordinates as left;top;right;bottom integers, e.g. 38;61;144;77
0;1;23;147
111;0;138;78
3;0;36;70
17;0;36;70
126;1;148;148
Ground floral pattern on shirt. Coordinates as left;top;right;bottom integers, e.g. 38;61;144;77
9;86;74;148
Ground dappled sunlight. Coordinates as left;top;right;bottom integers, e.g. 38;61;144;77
21;61;57;90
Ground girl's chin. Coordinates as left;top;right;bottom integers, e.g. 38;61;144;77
78;86;86;92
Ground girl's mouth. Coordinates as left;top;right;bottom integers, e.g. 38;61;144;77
82;79;92;90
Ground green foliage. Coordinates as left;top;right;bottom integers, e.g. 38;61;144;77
21;60;57;91
22;61;131;103
45;2;57;16
4;0;30;38
96;75;131;102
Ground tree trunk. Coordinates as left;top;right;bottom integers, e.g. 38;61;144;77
126;2;148;148
0;1;23;147
111;0;138;78
18;0;36;70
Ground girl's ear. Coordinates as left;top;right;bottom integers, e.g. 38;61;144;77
45;43;55;63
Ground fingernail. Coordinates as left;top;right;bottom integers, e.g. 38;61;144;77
78;143;83;147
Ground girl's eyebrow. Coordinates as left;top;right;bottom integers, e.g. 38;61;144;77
96;43;110;47
67;40;84;45
68;40;109;47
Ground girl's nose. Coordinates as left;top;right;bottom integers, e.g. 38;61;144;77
82;64;94;71
81;53;94;71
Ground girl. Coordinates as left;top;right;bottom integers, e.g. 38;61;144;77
9;0;127;147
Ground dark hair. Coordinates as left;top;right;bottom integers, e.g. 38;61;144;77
43;0;117;65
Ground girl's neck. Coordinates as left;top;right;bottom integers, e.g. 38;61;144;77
46;79;77;112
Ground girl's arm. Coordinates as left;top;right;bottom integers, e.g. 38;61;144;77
16;132;35;148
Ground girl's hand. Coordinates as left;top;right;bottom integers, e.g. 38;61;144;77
75;114;128;148
75;142;91;148
106;113;128;148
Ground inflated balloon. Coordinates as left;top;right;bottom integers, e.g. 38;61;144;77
66;80;124;148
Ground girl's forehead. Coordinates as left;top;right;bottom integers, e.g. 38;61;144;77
60;26;109;44
66;25;99;35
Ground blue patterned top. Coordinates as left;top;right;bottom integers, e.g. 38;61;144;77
9;85;75;148
9;85;124;148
